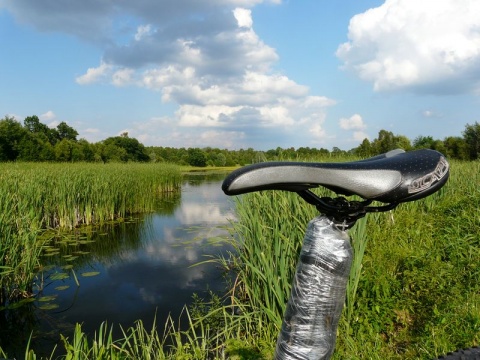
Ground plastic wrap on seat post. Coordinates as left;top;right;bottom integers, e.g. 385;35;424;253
275;215;353;360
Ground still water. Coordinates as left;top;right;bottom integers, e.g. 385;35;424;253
2;172;235;356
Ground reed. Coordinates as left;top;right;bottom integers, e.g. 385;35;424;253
0;162;181;229
0;162;182;307
206;159;480;359
3;159;480;359
10;310;210;360
0;190;42;304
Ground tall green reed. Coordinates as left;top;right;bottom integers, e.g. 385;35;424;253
0;190;42;305
203;159;479;359
9;310;210;360
0;162;182;306
0;162;181;229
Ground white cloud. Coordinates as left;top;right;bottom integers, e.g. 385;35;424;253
5;113;21;121
176;203;231;225
83;128;100;134
233;8;253;28
242;71;308;97
310;123;327;139
424;110;434;118
5;0;338;149
47;120;59;128
76;62;111;85
199;130;244;148
337;0;480;95
339;114;366;130
339;114;369;143
353;131;369;141
40;110;56;121
112;68;135;86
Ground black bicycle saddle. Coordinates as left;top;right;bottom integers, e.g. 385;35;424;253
222;149;449;204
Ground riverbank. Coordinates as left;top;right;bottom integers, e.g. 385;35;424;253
2;160;479;359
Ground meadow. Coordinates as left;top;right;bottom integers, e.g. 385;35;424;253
1;158;479;359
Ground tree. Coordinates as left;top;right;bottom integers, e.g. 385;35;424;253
462;122;480;160
24;115;49;134
187;148;207;167
413;135;435;149
54;139;73;161
331;147;346;156
394;135;412;151
103;144;128;162
77;139;96;161
24;115;68;145
370;130;412;154
18;133;44;161
103;135;149;162
355;138;373;157
443;136;468;160
372;130;395;153
40;141;56;161
208;152;226;167
56;121;79;141
0;116;28;161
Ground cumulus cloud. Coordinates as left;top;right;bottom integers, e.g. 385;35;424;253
233;8;253;28
310;123;327;139
353;131;369;141
3;0;340;149
339;114;366;130
338;114;369;143
336;0;480;95
112;68;135;86
40;110;56;121
76;62;112;85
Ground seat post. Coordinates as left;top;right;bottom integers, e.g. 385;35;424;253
274;215;353;360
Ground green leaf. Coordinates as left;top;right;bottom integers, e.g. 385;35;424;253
81;271;100;277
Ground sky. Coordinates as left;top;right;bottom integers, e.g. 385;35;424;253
1;0;479;151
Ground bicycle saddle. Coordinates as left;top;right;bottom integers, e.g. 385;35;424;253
222;149;449;204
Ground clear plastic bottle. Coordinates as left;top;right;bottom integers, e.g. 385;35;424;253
275;215;353;360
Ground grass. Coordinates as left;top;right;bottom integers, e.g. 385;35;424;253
333;160;480;359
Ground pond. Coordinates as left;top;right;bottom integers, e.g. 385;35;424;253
0;172;235;357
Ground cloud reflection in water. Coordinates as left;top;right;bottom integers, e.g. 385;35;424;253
38;175;235;342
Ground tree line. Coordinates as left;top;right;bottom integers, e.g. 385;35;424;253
1;115;480;166
0;115;149;163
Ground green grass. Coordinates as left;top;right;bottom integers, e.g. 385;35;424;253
333;160;480;359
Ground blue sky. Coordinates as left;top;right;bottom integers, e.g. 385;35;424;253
1;0;479;150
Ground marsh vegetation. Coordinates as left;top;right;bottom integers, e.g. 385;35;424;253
1;159;479;359
0;162;181;307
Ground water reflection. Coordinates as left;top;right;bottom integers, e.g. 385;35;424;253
2;172;235;357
